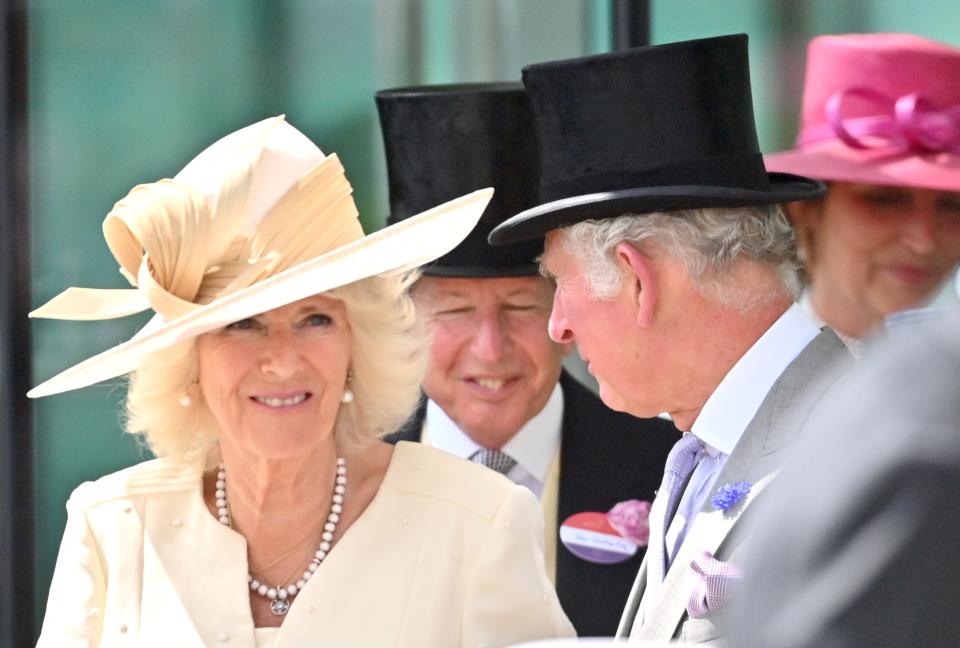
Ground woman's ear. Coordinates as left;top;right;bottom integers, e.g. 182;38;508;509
614;241;657;327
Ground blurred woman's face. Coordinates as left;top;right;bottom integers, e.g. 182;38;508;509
792;182;960;337
195;294;351;459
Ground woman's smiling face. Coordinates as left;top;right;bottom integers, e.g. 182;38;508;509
196;294;352;459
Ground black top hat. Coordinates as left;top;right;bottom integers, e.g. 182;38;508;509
489;34;826;245
376;83;543;276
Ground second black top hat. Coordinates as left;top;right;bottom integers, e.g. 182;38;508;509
376;83;542;276
490;34;826;245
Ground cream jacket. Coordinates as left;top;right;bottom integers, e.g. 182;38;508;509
37;441;574;647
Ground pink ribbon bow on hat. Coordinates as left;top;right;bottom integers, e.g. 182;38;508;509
686;550;743;619
800;86;960;155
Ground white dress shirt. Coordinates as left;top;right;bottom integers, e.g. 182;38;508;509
425;383;564;498
664;303;821;564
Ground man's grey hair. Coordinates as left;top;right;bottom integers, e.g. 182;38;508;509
554;205;801;311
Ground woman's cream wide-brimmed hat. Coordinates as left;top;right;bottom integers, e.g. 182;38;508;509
29;116;492;398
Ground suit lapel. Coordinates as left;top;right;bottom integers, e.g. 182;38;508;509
140;472;253;647
384;397;427;445
555;373;609;521
616;555;649;637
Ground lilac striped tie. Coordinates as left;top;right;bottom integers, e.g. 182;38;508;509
647;433;704;591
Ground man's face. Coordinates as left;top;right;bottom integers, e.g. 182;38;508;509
541;232;650;416
415;275;570;447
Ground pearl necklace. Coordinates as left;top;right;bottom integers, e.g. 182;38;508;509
216;457;347;616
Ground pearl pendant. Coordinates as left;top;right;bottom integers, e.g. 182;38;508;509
270;598;291;616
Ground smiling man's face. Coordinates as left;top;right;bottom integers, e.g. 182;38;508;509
414;275;570;448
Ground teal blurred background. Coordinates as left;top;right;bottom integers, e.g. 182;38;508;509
25;0;960;634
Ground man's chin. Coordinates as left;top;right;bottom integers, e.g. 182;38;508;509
459;418;526;448
597;383;628;412
598;385;654;419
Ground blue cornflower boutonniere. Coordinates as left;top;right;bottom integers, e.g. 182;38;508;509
711;481;752;515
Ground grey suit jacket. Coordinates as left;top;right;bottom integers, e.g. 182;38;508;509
726;311;960;648
617;327;850;644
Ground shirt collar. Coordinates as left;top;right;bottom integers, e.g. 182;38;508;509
425;383;564;482
690;303;821;455
800;291;863;357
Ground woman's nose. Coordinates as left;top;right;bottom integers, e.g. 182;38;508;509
258;332;303;377
900;207;938;255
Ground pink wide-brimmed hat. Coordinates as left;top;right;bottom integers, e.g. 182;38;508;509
765;33;960;192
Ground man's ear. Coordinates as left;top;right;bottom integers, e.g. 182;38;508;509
614;241;656;327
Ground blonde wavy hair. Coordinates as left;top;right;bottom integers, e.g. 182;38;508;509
125;271;427;461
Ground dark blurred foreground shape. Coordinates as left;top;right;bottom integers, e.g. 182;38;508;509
1;2;34;647
725;310;960;648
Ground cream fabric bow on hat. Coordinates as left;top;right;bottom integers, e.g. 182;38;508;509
30;116;492;398
33;116;362;323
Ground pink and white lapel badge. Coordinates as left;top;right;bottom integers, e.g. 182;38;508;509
559;499;651;565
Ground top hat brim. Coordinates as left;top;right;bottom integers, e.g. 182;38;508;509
28;188;494;398
419;261;539;279
488;173;825;245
